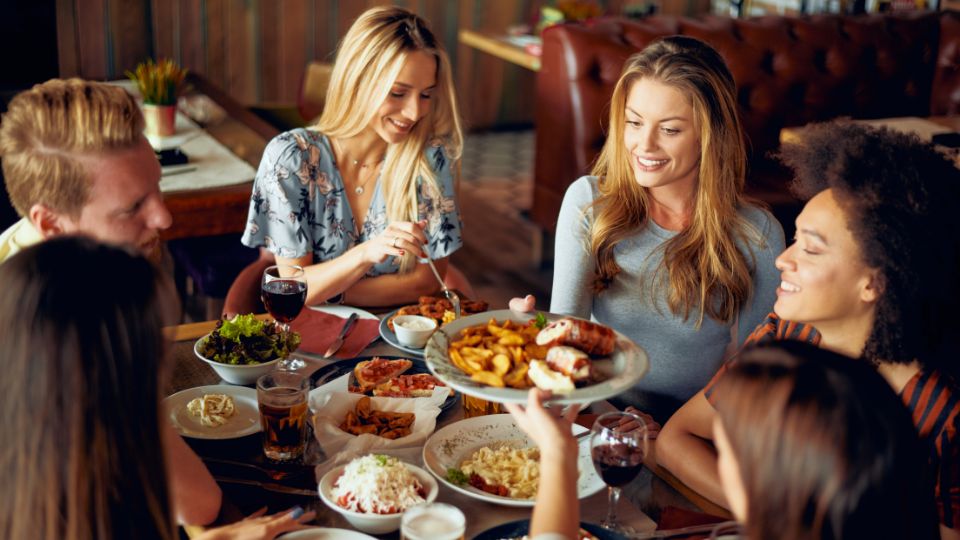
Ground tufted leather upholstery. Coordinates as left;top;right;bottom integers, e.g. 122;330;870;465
532;11;960;234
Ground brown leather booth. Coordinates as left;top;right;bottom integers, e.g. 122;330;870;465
532;11;960;237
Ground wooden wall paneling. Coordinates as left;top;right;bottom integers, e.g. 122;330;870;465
226;0;257;104
55;0;80;77
258;0;281;102
205;0;228;91
76;0;109;79
109;0;152;75
312;0;340;62
335;1;368;41
178;0;205;79
278;0;309;100
151;0;177;62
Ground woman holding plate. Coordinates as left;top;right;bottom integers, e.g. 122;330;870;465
513;36;782;420
236;6;468;310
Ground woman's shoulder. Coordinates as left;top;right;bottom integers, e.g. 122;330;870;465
263;128;329;161
736;203;778;230
563;176;601;205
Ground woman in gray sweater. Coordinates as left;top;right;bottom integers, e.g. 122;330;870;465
519;37;781;420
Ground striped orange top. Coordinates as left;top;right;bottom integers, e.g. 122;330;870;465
704;312;960;527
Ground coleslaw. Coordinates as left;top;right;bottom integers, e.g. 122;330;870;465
332;454;427;514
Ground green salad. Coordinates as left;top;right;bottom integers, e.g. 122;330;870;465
198;314;301;365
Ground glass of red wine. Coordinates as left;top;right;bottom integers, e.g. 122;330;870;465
261;264;306;370
590;411;648;534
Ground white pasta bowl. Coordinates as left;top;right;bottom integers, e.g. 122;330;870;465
317;462;439;534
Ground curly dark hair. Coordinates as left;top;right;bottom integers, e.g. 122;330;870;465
777;122;960;371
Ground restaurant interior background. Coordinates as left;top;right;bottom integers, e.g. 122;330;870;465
0;0;954;319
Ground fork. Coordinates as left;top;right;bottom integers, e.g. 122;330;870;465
423;251;461;319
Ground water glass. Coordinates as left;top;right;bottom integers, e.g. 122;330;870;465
401;503;466;540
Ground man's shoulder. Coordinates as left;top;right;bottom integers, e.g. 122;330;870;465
0;218;42;264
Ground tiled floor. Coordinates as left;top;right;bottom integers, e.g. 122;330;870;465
453;130;553;310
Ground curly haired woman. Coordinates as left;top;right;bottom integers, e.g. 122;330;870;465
657;121;960;540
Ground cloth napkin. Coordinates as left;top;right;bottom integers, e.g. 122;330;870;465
289;309;380;358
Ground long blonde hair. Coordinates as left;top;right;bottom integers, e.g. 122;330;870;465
317;6;463;272
0;79;144;218
589;36;756;326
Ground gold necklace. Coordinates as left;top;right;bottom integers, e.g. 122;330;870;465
333;138;385;195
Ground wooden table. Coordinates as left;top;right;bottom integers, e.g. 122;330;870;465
161;73;279;241
459;29;542;72
167;315;730;538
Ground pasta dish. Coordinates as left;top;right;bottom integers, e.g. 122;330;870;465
461;445;540;499
186;393;235;427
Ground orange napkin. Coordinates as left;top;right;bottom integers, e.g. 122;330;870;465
289;310;380;358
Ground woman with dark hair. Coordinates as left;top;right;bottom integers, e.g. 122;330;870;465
0;237;311;540
713;341;939;540
512;36;782;420
657;122;960;539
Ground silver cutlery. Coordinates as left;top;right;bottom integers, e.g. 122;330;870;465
323;312;358;358
629;520;739;539
213;475;318;497
423;252;461;319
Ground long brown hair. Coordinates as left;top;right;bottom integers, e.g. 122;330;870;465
589;36;759;326
318;6;463;272
714;342;938;540
0;236;178;540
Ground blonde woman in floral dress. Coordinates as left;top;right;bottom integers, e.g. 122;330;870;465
240;6;464;306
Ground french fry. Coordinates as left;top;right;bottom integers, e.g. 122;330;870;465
449;318;560;390
492;354;511;376
471;370;505;387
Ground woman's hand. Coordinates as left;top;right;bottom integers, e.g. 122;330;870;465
194;506;316;540
624;406;661;439
361;220;428;265
508;294;537;314
504;389;581;456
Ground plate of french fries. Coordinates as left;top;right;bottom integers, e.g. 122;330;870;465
423;310;649;406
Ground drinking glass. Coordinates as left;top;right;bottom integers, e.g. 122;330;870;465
590;411;648;534
401;503;466;540
462;394;502;418
261;264;306;370
256;371;310;462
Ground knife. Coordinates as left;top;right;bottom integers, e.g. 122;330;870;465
323;312;359;358
214;475;318;497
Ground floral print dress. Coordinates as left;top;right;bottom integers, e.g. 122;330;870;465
241;128;462;276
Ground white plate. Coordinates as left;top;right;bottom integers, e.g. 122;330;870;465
423;310;649;406
309;304;379;322
164;385;260;439
378;308;426;357
280;528;377;540
422;414;604;507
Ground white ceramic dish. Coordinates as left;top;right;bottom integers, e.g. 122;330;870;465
164;384;260;439
392;315;437;349
279;528;377;540
422;414;604;507
309;304;379;322
378;308;426;357
423;309;649;406
317;462;439;535
194;337;281;385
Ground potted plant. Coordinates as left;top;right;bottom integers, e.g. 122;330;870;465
126;58;187;137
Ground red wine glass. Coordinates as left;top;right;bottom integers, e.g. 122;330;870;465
590;411;648;534
261;264;306;370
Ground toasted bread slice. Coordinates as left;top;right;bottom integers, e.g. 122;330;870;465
371;373;452;398
353;357;413;392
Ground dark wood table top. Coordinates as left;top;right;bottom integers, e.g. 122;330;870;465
167;318;729;538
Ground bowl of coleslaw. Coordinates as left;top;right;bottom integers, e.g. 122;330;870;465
318;454;439;534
